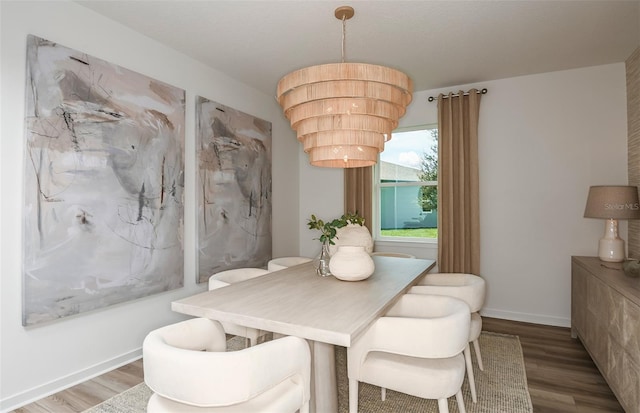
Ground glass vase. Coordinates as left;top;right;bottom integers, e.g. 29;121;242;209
317;241;332;277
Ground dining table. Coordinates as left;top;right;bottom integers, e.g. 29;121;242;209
171;255;436;413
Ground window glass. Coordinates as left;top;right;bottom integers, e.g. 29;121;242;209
376;127;438;240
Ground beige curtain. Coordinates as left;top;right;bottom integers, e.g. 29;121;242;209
437;89;481;274
344;167;373;234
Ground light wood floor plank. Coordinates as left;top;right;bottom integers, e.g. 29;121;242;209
482;317;623;413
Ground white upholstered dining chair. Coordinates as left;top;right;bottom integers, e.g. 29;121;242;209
208;267;270;347
143;317;311;413
267;256;313;272
347;294;470;413
409;272;486;403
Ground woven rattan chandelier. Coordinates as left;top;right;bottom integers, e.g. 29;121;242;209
276;6;413;168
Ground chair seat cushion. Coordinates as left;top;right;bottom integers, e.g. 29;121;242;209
148;377;305;413
359;351;465;399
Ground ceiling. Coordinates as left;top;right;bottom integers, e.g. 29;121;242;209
76;0;640;96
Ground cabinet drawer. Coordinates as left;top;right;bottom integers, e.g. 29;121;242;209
572;256;640;413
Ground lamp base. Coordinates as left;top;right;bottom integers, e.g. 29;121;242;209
598;219;625;262
598;238;625;262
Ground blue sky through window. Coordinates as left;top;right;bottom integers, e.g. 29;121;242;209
381;129;436;169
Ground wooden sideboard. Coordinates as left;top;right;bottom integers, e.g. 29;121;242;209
571;256;640;413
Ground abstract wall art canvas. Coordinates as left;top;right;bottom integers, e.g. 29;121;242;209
196;97;272;283
22;35;186;326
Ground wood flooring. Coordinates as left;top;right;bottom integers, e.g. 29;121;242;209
483;318;624;413
10;317;624;413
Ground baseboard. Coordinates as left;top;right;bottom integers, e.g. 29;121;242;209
481;307;571;328
0;348;142;413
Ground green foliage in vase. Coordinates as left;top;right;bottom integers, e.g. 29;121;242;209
307;212;365;245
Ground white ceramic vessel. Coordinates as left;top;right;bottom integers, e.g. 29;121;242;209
329;246;375;281
329;224;374;256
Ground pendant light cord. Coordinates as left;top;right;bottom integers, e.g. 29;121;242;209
341;14;346;63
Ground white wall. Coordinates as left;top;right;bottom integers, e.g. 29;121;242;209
0;1;299;410
299;63;629;327
297;152;345;258
477;66;628;326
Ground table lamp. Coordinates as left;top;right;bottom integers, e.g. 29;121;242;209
584;185;640;262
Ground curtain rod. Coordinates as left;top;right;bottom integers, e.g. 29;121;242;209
427;88;488;102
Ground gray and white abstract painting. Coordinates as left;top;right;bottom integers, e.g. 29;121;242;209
196;97;272;283
22;35;185;326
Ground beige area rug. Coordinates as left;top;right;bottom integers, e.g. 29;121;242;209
84;332;532;413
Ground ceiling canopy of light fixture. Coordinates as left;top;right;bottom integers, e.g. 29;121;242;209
276;6;413;168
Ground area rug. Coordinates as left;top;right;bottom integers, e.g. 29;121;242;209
84;332;532;413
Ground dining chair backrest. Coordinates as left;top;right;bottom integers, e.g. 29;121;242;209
346;294;470;413
143;317;311;412
208;268;270;290
267;256;313;272
412;272;485;312
370;252;416;259
360;294;470;358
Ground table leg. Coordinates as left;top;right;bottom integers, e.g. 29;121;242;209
308;340;338;413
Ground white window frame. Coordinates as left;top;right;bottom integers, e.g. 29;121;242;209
373;124;438;245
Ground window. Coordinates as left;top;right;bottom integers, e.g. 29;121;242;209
374;126;438;241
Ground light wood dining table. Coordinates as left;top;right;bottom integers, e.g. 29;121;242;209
171;256;436;413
